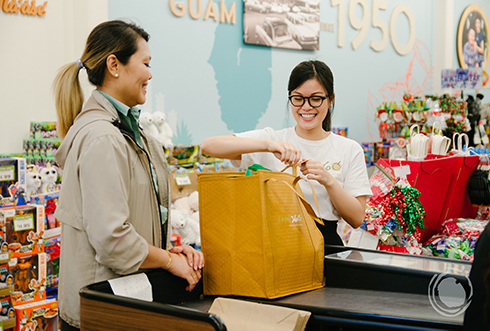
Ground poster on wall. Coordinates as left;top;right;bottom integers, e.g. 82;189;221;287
441;68;483;90
457;4;490;71
242;0;319;50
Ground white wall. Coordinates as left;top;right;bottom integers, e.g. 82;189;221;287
1;1;489;154
0;0;108;154
433;0;454;95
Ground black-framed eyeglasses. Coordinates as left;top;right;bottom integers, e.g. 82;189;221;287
288;95;329;108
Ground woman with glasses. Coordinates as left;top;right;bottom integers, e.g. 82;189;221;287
202;60;371;245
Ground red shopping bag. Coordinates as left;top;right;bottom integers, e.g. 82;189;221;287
386;157;458;243
439;155;479;226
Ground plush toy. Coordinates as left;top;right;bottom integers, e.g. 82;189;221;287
138;112;159;138
170;209;184;236
26;166;41;196
170;210;201;246
190;211;200;224
152;111;173;139
173;196;192;217
39;165;58;194
152;111;174;151
188;191;199;213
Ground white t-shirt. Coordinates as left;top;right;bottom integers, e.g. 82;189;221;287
234;127;372;220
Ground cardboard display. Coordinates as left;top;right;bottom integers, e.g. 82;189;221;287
169;172;198;200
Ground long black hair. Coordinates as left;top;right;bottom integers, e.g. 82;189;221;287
288;60;335;131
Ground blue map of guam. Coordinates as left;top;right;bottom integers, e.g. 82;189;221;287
208;0;272;133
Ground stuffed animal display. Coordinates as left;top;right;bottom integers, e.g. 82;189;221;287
138;112;160;138
39;165;58;195
170;191;200;246
26;166;42;197
152;111;174;151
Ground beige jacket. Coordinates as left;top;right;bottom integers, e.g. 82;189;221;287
55;90;170;328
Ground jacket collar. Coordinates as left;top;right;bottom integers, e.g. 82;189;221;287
92;90;138;143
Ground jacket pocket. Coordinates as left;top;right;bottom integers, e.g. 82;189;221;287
54;206;83;231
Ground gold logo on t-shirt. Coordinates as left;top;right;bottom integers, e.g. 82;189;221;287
324;161;342;171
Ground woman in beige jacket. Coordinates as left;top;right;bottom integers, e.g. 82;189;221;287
53;20;204;330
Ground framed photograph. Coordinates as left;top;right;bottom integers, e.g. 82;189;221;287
243;0;320;51
457;4;490;71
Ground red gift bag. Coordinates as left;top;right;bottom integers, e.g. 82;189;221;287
386;157;458;243
439;155;479;226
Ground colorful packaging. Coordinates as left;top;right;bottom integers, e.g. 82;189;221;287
0;297;16;329
366;159;399;206
29;192;59;239
0;158;27;205
44;236;60;290
170;145;200;165
199;150;223;164
362;142;375;166
29;122;57;139
332;127;348;137
1;205;44;258
9;253;47;306
422;218;489;261
0;266;14;297
14;298;57;331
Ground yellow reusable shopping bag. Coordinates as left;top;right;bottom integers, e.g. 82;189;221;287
198;163;325;299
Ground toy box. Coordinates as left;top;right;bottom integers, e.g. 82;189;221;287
0;158;27;204
44;236;60;290
0;266;14;297
23;138;60;159
199;150;223;164
14;298;57;331
29;192;59;239
0;205;44;258
332;127;348;137
0;236;10;265
169;172;198;200
170;145;200;165
0;296;16;329
29;122;57;139
9;253;47;306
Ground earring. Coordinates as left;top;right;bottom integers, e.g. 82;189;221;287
115;74;119;78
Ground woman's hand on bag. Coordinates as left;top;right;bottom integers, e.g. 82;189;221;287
170;245;204;271
166;252;202;292
267;140;302;165
300;160;333;187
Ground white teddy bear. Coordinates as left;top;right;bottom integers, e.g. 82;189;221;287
170;209;201;246
39;165;58;194
188;191;199;213
138;112;160;138
26;166;42;196
152;111;174;151
173;196;192;217
189;211;200;224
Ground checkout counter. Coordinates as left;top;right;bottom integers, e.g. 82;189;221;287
80;247;470;330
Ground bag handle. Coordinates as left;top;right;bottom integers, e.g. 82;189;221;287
280;160;307;177
294;177;324;225
279;160;323;223
265;177;324;226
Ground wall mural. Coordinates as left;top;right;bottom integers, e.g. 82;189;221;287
243;0;320;50
366;39;433;141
